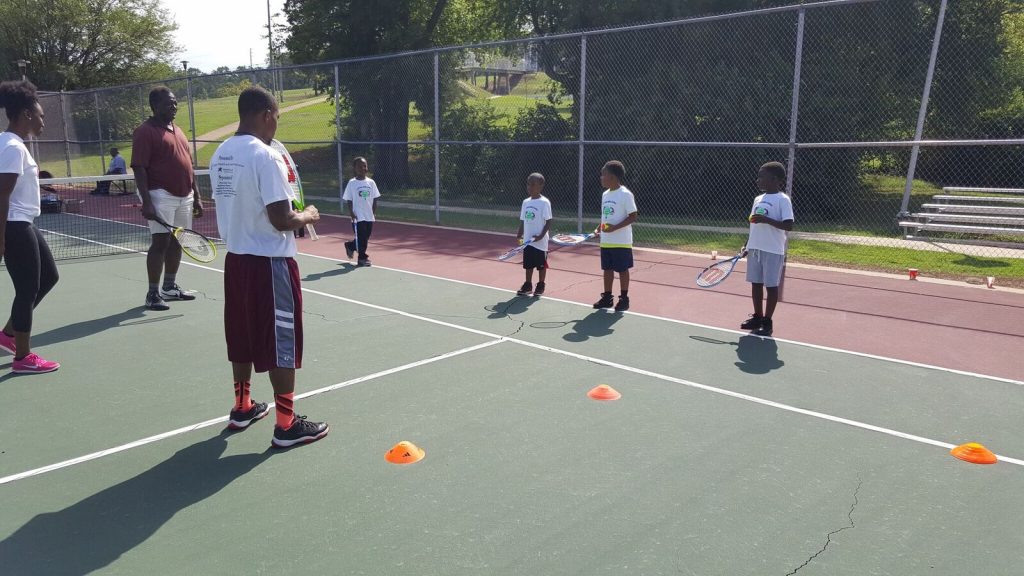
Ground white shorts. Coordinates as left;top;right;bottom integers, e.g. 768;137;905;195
140;188;193;234
745;249;785;288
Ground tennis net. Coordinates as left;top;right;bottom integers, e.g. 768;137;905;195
29;170;219;261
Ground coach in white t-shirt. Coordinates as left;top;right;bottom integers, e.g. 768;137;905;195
0;80;60;374
210;86;328;449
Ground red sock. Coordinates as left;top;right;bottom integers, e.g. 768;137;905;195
233;381;253;411
274;392;294;429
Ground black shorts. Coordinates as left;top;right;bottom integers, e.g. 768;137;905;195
600;247;634;272
522;245;548;270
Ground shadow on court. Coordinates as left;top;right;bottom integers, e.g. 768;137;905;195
0;430;270;576
302;263;359;282
688;334;784;374
734;335;784;374
563;310;622;342
484;296;537;320
30;308;182;347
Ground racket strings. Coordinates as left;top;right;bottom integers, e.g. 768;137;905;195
175;230;216;262
697;262;734;287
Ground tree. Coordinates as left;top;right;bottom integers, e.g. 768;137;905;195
284;0;507;182
0;0;179;91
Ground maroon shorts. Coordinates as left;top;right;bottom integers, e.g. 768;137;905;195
224;253;303;373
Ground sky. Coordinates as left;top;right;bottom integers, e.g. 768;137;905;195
168;0;288;73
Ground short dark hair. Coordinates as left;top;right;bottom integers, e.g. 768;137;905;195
237;86;277;118
602;160;625;182
527;172;545;185
148;86;173;109
38;170;53;179
352;156;367;166
110;147;119;155
760;161;786;183
0;80;39;121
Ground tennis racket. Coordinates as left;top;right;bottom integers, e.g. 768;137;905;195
550;232;596;247
269;139;319;241
154;216;217;263
696;249;746;288
498;240;534;262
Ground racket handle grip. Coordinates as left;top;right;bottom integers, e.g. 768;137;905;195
306;224;319;241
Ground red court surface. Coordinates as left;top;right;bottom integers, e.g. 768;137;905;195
296;217;1023;382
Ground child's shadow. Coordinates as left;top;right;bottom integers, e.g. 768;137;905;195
303;263;359;282
563;310;623;342
484;296;536;320
734;335;784;374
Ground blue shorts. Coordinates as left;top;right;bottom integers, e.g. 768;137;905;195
600;247;634;272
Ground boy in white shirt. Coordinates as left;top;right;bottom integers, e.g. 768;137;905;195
515;173;552;297
741;161;795;337
592;160;638;312
342;157;380;266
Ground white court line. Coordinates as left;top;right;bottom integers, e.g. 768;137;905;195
297;251;1024;386
184;256;1024;468
0;340;501;485
5;234;1019;484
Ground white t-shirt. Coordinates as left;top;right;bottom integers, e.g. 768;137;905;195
342;177;381;222
747;192;795;255
210;135;297;257
0;133;41;222
600;186;638;247
520;195;552;252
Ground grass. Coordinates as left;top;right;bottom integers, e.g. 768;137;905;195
366;203;1024;285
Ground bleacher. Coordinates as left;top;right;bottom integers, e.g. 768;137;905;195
899;187;1024;247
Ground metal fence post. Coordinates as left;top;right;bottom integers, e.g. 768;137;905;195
334;64;343;199
186;73;198;166
577;35;588;234
59;92;72;176
900;0;949;218
434;51;441;225
786;9;805;196
139;86;147;122
780;9;806;303
94;92;105;173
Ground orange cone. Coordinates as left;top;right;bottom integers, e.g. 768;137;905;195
950;442;997;465
587;384;621;401
385;441;425;464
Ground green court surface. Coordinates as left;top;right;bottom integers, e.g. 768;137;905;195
1;252;1022;575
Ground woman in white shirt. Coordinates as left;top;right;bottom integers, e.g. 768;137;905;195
0;80;60;374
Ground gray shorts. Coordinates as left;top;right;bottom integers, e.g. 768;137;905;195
745;249;785;287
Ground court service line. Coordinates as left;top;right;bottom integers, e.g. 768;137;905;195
0;340;501;485
182;258;1024;468
297;251;1023;386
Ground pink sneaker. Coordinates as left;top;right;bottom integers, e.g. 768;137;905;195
12;353;60;374
0;331;15;355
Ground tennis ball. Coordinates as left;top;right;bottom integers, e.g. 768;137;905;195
602;223;612;231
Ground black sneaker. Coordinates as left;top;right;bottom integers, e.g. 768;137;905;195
740;315;763;330
593;292;614;309
160;284;196;301
533;282;546;297
145;290;170;311
228;401;270;430
754;318;774;337
272;415;329;448
516;282;533;296
345;241;355;259
357;259;372;267
614;295;630;312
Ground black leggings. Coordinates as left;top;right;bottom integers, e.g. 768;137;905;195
4;222;58;333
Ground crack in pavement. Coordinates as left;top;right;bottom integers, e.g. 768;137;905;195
785;478;863;576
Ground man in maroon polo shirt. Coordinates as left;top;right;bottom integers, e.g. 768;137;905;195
131;86;205;310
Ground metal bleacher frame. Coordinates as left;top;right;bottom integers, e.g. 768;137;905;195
899;187;1024;248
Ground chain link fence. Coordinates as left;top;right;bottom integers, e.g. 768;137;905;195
4;0;1022;282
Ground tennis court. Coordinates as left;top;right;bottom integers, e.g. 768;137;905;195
1;208;1022;575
